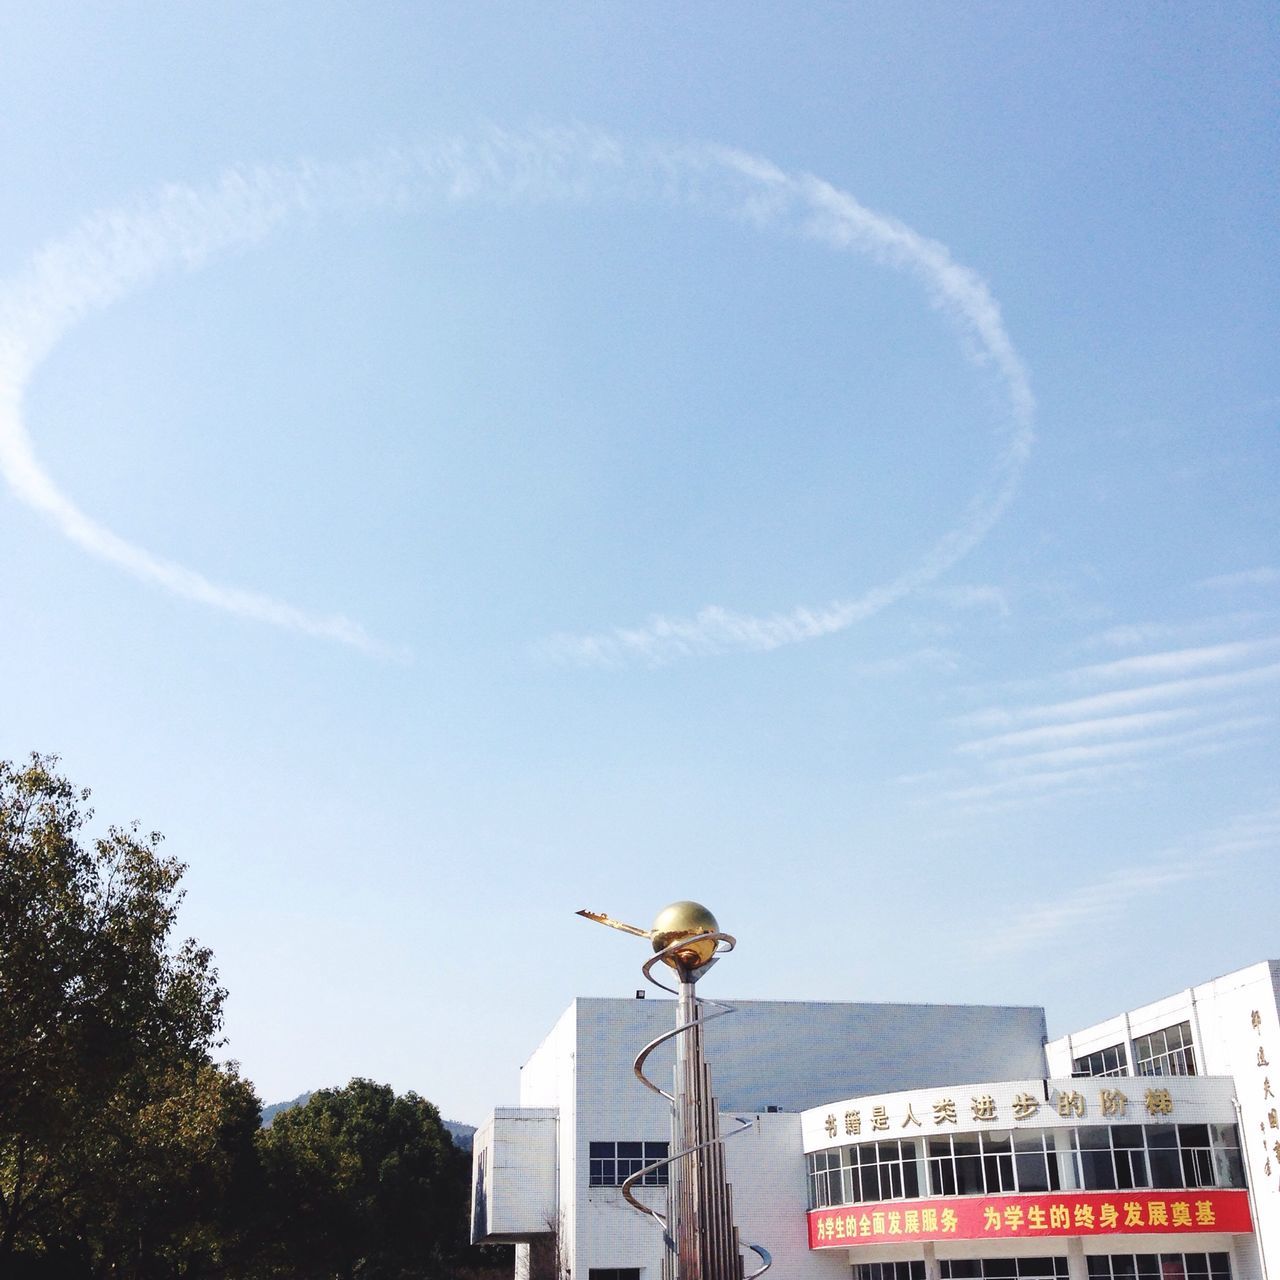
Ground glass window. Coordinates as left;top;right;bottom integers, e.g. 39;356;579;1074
954;1136;985;1194
1088;1257;1229;1280
1134;1022;1197;1076
1146;1126;1180;1187
941;1261;1068;1280
808;1148;845;1208
1210;1123;1245;1187
1070;1123;1241;1192
1014;1132;1060;1192
930;1130;1060;1196
854;1264;925;1280
983;1131;1015;1193
589;1141;668;1187
1178;1125;1213;1188
1113;1125;1150;1190
1074;1043;1130;1077
1075;1127;1118;1190
805;1141;919;1207
929;1137;958;1196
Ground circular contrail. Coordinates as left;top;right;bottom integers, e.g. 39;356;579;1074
0;127;1033;662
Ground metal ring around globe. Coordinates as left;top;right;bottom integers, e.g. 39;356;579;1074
640;931;737;994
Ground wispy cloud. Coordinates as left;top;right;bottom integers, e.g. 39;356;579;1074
978;863;1201;957
1062;636;1280;686
2;127;1034;660
851;647;960;678
943;760;1148;805
545;149;1035;665
1198;567;1279;591
977;800;1280;956
957;707;1200;756
1080;613;1277;652
927;585;1011;617
0;167;394;652
981;716;1269;776
933;613;1280;814
961;661;1280;732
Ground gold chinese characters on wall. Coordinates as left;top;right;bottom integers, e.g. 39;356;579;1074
821;1086;1176;1140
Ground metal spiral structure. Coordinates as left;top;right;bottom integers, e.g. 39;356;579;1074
619;931;772;1280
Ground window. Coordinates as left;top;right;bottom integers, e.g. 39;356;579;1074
1074;1043;1129;1077
1014;1131;1061;1193
1112;1125;1149;1189
1177;1125;1214;1188
1072;1126;1147;1191
941;1260;1068;1280
805;1141;920;1208
1133;1022;1197;1076
812;1121;1242;1208
855;1264;925;1280
809;1149;845;1209
1069;1124;1243;1191
928;1130;1058;1196
589;1141;668;1187
1087;1255;1230;1280
589;1271;641;1280
1210;1123;1245;1187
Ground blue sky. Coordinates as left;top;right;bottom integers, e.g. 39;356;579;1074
1;5;1276;1123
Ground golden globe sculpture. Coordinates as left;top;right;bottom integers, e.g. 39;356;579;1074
574;900;723;977
650;900;720;970
576;900;771;1280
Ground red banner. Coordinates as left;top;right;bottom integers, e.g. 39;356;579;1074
808;1190;1252;1249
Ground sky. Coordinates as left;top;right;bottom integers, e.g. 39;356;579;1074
1;4;1277;1125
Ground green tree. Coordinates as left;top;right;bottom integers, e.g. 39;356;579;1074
0;754;258;1278
256;1079;470;1280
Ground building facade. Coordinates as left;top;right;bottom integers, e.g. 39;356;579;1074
472;962;1279;1280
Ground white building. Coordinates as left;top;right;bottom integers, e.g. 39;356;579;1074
1046;960;1280;1280
472;961;1278;1280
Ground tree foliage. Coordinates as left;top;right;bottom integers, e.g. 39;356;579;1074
255;1079;472;1280
0;755;258;1277
0;756;501;1280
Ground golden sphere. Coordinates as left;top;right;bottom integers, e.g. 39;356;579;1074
651;901;720;969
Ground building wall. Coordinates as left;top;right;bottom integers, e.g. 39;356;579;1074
573;996;1050;1115
723;1112;849;1280
477;966;1278;1280
472;1109;559;1241
558;996;1050;1280
1047;960;1280;1280
801;1074;1252;1268
516;1003;578;1280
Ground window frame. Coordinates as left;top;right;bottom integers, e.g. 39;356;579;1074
806;1140;920;1209
1133;1022;1197;1076
589;1140;669;1187
1073;1043;1130;1078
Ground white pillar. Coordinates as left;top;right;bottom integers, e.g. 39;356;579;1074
1066;1236;1089;1280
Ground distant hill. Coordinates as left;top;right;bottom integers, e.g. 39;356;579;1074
261;1091;313;1126
261;1091;475;1150
444;1120;475;1150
